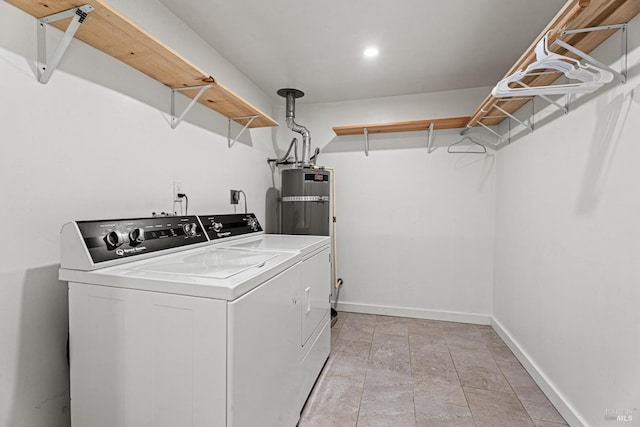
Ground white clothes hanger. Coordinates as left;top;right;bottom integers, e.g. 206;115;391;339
447;135;487;154
492;33;613;98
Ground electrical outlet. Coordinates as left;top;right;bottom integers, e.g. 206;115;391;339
230;190;239;204
173;182;183;202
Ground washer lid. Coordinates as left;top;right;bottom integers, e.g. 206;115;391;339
60;246;300;300
133;248;277;279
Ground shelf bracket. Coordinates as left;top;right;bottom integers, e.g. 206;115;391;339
559;23;627;83
363;128;370;157
555;37;626;84
170;84;213;129
515;82;568;115
492;104;533;133
228;115;258;148
477;121;508;145
37;4;94;84
426;122;435;153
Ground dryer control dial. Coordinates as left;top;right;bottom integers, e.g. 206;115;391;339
246;216;259;231
105;230;127;248
183;222;198;237
129;228;145;244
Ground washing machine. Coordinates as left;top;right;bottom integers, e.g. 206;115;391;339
59;213;330;427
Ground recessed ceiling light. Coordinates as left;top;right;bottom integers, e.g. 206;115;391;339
364;47;379;58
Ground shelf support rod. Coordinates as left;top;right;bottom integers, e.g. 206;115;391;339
492;104;533;133
516;82;568;115
426;122;435;153
363;128;370;157
37;5;94;84
228;115;258;148
477;122;507;145
494;97;533;102
170;84;213;129
560;23;627;35
554;37;626;84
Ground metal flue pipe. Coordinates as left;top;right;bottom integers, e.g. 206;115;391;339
277;88;311;167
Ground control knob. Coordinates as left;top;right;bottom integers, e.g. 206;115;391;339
129;227;145;244
212;221;223;233
104;230;127;249
246;216;259;231
183;223;198;237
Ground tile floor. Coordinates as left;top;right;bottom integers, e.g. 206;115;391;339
299;312;568;427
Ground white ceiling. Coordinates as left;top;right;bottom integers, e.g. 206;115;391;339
159;0;565;104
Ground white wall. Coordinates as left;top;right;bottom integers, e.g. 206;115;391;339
493;15;640;427
274;88;497;323
5;1;636;426
0;2;278;426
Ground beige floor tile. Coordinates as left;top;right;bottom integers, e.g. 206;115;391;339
339;322;375;342
414;396;475;427
365;366;414;388
520;398;566;424
333;338;372;361
407;318;447;336
343;312;377;325
299;380;363;427
413;375;468;407
496;360;548;403
410;349;458;380
439;321;481;335
375;315;410;336
369;333;411;375
446;328;493;351
488;342;520;363
464;386;534;427
532;420;569;427
333;312;346;329
358;378;416;427
450;349;512;393
409;329;449;353
300;313;567;427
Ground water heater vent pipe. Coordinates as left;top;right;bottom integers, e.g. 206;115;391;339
277;88;311;167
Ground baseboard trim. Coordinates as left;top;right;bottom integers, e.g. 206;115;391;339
491;317;586;427
334;301;491;325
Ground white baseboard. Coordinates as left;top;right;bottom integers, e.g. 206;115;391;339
334;301;491;325
491;317;586;427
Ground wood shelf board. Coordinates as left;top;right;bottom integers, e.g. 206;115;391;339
333;117;471;136
6;0;277;128
470;0;640;128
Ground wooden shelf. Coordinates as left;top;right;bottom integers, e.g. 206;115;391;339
333;117;471;136
333;1;640;143
6;0;278;128
469;0;640;127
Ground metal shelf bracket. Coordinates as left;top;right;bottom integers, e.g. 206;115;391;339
228;115;258;148
560;23;627;84
477;121;509;145
515;82;569;115
426;122;435;153
363;127;370;156
170;84;213;129
492;104;533;133
37;4;94;84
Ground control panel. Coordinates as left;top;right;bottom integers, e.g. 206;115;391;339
198;213;263;241
76;215;207;263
